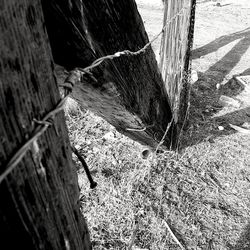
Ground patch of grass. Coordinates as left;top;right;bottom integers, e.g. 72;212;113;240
66;106;250;249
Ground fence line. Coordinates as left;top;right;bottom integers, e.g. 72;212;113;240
0;6;188;183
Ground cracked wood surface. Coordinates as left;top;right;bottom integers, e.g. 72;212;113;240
0;0;91;249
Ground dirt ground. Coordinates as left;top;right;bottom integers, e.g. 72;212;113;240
66;1;250;249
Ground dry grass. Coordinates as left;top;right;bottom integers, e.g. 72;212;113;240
65;105;250;249
64;0;250;249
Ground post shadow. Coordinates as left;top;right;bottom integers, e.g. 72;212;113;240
180;27;250;147
192;27;250;60
179;27;250;249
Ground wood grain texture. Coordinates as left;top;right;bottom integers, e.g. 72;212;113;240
0;0;91;249
43;0;176;149
160;0;196;129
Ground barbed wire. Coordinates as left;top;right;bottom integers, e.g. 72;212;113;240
0;97;67;183
76;6;187;74
0;5;187;184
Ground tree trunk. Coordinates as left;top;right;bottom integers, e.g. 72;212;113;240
160;0;196;130
42;0;176;149
0;1;91;249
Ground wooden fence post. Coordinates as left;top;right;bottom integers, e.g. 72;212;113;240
0;0;91;249
42;0;177;149
160;0;196;131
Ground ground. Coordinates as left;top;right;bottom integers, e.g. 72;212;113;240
65;0;250;249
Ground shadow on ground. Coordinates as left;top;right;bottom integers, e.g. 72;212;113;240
180;27;250;148
179;27;250;249
192;27;250;60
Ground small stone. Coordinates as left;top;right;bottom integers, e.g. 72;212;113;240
191;70;198;84
103;131;115;140
218;126;224;131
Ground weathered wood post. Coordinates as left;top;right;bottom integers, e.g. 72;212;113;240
42;0;177;149
160;0;196;130
0;0;91;249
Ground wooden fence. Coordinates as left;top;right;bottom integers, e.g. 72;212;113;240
160;0;196;129
0;0;196;249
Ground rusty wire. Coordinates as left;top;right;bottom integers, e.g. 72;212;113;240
0;6;187;184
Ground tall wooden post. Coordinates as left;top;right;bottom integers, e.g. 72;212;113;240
42;0;176;149
160;0;196;129
0;0;91;249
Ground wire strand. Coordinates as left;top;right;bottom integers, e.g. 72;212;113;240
0;5;187;183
